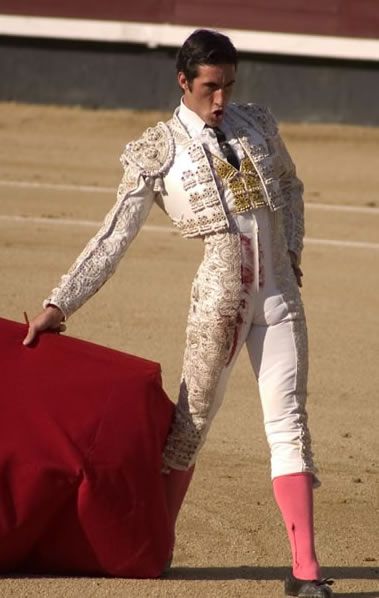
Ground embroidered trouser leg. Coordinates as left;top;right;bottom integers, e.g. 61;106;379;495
162;232;243;471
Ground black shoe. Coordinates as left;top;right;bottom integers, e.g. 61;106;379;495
161;554;173;576
284;572;334;597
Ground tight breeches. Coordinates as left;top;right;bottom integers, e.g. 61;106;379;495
162;210;316;480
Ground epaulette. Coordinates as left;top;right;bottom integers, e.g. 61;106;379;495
121;121;175;177
230;102;278;137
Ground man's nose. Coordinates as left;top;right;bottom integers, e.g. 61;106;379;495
214;88;225;105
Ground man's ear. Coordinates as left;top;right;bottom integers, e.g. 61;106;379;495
177;72;189;92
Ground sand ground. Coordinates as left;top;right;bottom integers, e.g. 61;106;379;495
0;103;378;598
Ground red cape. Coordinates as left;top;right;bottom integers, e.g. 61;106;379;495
0;317;174;577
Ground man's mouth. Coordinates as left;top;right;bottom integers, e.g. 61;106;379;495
213;108;224;118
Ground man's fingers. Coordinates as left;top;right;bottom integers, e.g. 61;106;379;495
23;326;37;346
50;323;66;333
23;322;66;346
291;265;303;287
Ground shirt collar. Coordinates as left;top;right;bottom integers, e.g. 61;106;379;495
178;98;207;136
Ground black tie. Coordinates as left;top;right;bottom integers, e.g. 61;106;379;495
212;126;240;170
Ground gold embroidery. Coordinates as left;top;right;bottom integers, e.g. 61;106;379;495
210;153;267;213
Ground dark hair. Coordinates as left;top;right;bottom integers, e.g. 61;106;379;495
176;29;238;84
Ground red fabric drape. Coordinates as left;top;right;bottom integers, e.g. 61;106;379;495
0;317;174;577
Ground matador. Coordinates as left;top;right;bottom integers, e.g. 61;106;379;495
24;29;333;598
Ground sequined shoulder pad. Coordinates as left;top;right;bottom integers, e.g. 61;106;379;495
121;121;175;177
231;102;278;137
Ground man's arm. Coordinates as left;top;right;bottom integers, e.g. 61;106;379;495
23;162;156;345
241;103;305;272
267;110;305;285
274;136;304;257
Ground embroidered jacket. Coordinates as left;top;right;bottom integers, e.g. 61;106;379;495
44;103;304;318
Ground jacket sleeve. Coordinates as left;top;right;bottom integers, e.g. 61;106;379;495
43;160;155;319
268;110;305;263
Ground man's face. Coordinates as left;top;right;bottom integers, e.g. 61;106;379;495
178;63;236;127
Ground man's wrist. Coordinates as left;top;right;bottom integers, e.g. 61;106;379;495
45;304;64;320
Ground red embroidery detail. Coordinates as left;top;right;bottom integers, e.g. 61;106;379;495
225;234;254;366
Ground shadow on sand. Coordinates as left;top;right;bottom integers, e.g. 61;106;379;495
167;565;379;596
1;565;378;597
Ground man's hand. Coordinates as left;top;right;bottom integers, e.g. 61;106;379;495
23;305;65;346
288;250;303;287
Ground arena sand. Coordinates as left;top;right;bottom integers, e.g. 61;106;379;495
0;103;378;597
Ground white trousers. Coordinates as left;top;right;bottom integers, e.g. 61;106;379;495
163;209;316;481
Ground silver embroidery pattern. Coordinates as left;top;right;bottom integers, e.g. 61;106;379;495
228;104;305;256
44;165;153;318
236;103;278;137
196;164;214;185
172;211;229;238
116;161;140;201
181;169;197;191
166;114;190;146
290;315;319;483
227;106;285;212
162;233;242;470
229;107;283;212
123;121;175;177
225;234;255;367
167;116;230;237
278;141;304;258
166;108;304;244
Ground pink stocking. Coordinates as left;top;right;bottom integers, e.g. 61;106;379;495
273;472;321;580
